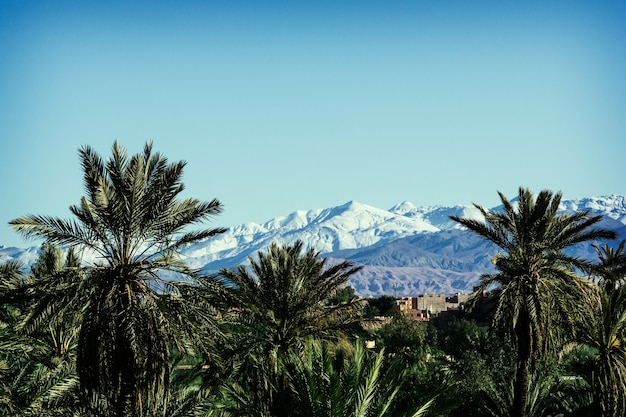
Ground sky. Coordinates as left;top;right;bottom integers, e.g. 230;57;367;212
1;1;625;248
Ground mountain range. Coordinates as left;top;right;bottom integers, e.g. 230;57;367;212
2;195;626;297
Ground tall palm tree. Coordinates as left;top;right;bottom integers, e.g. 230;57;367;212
10;141;226;417
576;242;626;417
449;187;615;417
578;284;626;417
217;240;365;416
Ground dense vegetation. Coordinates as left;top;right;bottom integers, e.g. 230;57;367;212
1;142;625;417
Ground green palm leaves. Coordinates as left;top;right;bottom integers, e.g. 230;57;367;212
287;339;434;417
577;242;626;417
0;245;82;416
11;141;225;269
450;187;616;417
215;241;366;416
10;141;226;417
219;240;364;356
592;241;626;292
579;285;626;417
212;338;434;417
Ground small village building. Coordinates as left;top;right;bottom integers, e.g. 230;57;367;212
396;292;470;321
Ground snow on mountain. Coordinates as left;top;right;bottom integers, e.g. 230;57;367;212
389;202;484;230
0;245;41;266
559;195;626;224
182;200;439;270
2;195;625;297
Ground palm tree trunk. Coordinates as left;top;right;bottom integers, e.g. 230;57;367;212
512;313;531;417
114;290;138;417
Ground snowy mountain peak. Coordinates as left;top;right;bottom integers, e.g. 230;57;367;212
560;195;626;223
389;201;418;215
338;200;362;210
321;200;390;219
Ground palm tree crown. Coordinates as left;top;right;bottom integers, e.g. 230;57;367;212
450;187;616;417
219;240;364;356
591;240;626;293
579;241;626;417
10;141;226;417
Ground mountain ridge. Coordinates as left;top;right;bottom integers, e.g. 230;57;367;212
2;195;625;297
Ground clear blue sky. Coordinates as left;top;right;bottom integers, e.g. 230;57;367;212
1;1;625;248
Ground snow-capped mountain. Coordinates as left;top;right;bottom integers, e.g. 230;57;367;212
2;195;625;297
182;200;440;271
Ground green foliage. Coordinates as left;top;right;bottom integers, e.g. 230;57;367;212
450;187;616;417
437;318;490;358
330;286;358;305
373;315;449;417
212;338;436;417
9;141;226;417
377;313;428;367
432;319;515;417
286;339;435;417
364;295;399;318
215;240;365;415
577;284;626;416
219;240;364;356
0;246;84;416
590;240;626;292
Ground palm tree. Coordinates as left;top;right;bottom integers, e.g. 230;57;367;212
18;244;81;416
219;240;364;356
10;141;226;417
578;284;626;417
217;240;365;416
591;240;626;293
213;339;434;417
449;187;616;417
285;339;435;417
576;242;626;417
481;368;578;417
0;260;27;415
0;246;85;416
